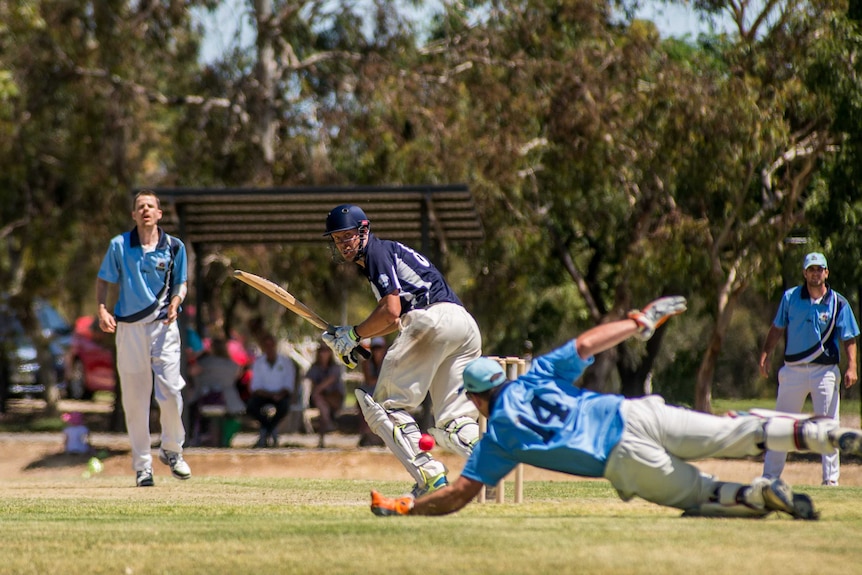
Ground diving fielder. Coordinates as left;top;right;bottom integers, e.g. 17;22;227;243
370;296;862;519
322;204;482;496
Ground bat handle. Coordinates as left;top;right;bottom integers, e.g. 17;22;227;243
354;346;371;360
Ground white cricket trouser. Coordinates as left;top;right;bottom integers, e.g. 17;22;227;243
116;319;187;471
603;396;766;511
763;363;840;484
374;303;481;427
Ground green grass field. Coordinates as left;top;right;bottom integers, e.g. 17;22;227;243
2;476;861;575
712;397;861;418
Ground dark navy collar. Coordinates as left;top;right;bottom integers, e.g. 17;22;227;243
800;283;831;301
355;231;377;266
129;227;168;249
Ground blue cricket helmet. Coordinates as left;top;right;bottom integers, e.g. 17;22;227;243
323;204;370;236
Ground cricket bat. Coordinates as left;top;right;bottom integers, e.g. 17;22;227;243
233;270;370;359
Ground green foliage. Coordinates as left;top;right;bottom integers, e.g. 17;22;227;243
712;300;771;399
651;347;700;406
648;293;771;404
804;8;862;294
0;0;207;311
650;300;710;405
2;0;862;409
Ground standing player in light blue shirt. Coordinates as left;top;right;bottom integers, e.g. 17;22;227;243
370;296;862;520
97;190;191;487
759;252;859;486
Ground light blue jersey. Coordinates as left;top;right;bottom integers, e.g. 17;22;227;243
98;227;187;322
460;342;625;486
772;285;859;365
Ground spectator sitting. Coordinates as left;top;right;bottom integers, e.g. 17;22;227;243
62;411;92;455
307;343;345;448
358;337;387;447
247;333;297;448
188;338;245;446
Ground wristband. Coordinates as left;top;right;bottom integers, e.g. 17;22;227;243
174;283;188;303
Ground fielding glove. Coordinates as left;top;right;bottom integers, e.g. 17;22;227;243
321;331;359;369
370;490;414;516
627;296;687;340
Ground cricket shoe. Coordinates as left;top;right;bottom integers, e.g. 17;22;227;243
831;428;862;456
410;473;449;498
761;478;819;520
158;448;192;480
136;468;154;487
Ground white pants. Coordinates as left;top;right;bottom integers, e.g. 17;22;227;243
374;303;481;427
763;363;840;484
603;396;765;510
116;319;187;471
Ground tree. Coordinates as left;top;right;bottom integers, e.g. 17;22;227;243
669;0;858;411
0;0;208;417
319;0;705;393
329;0;859;413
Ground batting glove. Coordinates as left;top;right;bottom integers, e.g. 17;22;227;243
321;331;359;370
627;296;687;340
370;490;414;516
332;325;361;356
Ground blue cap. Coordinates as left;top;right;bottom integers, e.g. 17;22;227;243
803;252;828;270
461;357;506;393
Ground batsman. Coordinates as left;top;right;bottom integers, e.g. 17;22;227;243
322;204;482;496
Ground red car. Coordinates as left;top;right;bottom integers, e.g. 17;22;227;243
64;316;116;400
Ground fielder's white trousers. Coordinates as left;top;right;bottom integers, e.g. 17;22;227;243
374;303;481;427
116;319;187;471
603;396;766;511
763;363;840;484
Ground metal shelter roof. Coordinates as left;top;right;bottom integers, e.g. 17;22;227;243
148;184;483;253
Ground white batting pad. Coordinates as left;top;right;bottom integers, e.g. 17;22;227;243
355;389;447;486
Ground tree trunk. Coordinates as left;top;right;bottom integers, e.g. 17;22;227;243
618;329;665;397
695;276;747;412
253;0;277;182
694;332;719;414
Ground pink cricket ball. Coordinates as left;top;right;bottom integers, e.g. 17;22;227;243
419;433;435;451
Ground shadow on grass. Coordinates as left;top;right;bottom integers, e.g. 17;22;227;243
23;446;128;471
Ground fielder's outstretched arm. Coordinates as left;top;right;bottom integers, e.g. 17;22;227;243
370;475;483;517
574;319;640;359
575;295;687;358
412;476;483;515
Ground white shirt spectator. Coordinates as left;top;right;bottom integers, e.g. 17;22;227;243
250;354;296;395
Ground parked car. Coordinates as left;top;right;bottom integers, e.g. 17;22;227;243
64;316;116;400
0;297;72;401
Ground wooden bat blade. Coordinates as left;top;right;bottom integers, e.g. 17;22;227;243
233;270;331;331
232;270;371;361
